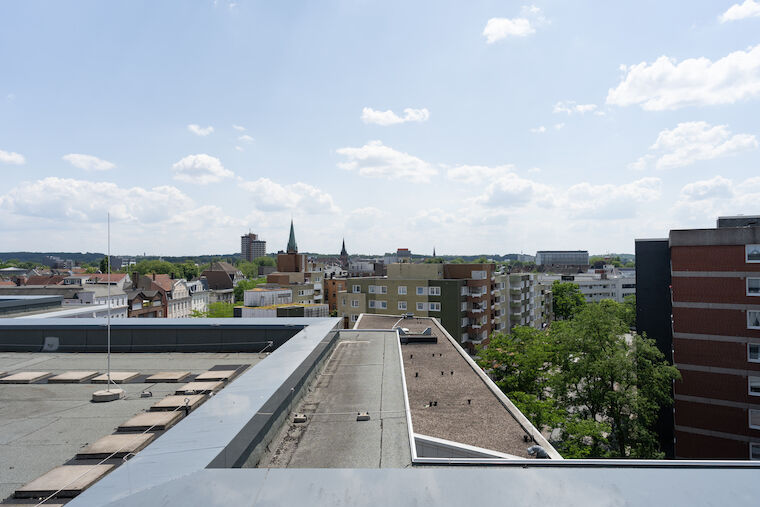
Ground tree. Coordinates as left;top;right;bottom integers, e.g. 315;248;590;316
237;261;260;280
551;280;586;320
254;256;275;267
478;301;680;459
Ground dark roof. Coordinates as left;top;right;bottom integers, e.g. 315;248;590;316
25;275;66;285
209;261;239;274
287;219;298;253
202;271;234;290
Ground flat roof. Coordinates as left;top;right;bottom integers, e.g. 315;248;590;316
257;329;411;468
354;315;556;458
0;351;263;501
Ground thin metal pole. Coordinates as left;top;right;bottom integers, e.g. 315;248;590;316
107;212;111;389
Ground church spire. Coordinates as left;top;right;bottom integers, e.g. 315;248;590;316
286;219;298;253
340;238;348;257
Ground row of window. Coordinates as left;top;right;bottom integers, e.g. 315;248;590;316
352;284;441;296
360;300;441;311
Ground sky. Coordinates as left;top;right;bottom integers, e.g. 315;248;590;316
1;1;760;257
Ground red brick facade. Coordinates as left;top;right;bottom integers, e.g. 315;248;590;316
670;239;760;460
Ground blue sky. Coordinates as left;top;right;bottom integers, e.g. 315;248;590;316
1;1;760;256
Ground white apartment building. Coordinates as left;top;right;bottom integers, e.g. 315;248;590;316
167;280;192;318
244;288;292;307
186;279;209;315
539;266;635;303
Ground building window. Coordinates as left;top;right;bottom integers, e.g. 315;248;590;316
748;278;760;296
750;409;760;430
751;442;760;461
398;286;407;295
749;311;760;329
416;286;426;296
747;245;760;263
378;300;387;309
750;377;760;396
368;300;376;309
369;285;376;294
429;302;441;311
429;287;441;296
351;300;359;308
398;301;407;310
416;302;425;311
350;314;358;322
461;302;467;311
353;285;361;293
342;297;346;306
749;343;760;363
471;270;487;280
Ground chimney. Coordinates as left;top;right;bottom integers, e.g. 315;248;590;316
152;273;156;281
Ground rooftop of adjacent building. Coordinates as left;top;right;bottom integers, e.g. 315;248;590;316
353;314;557;459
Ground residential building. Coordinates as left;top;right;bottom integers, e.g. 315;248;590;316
201;262;242;305
0;285;128;318
539;266;635;303
126;289;167;318
535;250;589;266
337;263;552;348
636;217;760;460
202;262;244;286
186;278;210;315
325;277;347;311
241;232;267;262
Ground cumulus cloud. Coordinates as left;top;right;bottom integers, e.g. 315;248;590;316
239;178;339;214
361;107;430;126
633;121;757;169
446;164;515;184
187;124;214;136
483;5;545;43
680;175;734;200
530;126;547;133
172;154;234;184
0;177;195;223
565;178;661;219
553;101;597;114
475;172;554;208
607;44;760;110
0;149;25;165
720;0;760;22
237;134;254;143
336;140;437;183
62;153;115;171
232;124;246;131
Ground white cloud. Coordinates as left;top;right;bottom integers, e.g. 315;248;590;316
361;107;430;126
0;149;25;165
720;0;760;22
446;164;515;184
235;146;244;152
0;177;194;223
232;124;246;131
483;17;535;43
239;178;339;214
238;134;254;143
62;153;115;171
553;101;597;114
172;154;234;184
530;126;546;133
336;140;437;183
634;121;757;169
475;172;554;208
607;44;760;110
554;123;565;130
680;176;734;200
565;178;661;219
187;124;214;136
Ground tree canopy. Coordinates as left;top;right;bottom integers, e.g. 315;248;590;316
477;300;680;458
551;280;586;320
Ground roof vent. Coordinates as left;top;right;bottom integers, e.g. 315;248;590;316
293;413;307;423
356;412;370;421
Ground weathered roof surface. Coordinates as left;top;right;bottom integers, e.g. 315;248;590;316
257;329;411;468
355;314;540;458
88;273;127;283
149;274;173;292
209;261;239;274
25;275;66;285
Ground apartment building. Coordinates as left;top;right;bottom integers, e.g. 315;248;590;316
636;218;760;460
536;250;589;266
337;263;552;348
241;232;266;262
324;277;347;311
539;266;635;303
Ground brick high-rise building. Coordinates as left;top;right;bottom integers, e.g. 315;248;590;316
637;217;760;460
241;232;266;262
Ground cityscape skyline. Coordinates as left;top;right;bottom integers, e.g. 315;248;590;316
1;1;760;255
